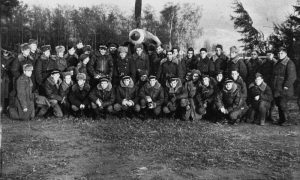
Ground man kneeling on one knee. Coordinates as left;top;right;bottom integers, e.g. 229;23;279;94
89;76;115;119
163;77;189;120
248;73;273;125
69;73;91;117
114;75;140;118
139;75;164;117
215;78;247;124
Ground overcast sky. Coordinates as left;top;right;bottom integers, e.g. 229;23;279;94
22;0;296;51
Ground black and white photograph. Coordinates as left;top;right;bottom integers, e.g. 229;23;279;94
0;0;300;179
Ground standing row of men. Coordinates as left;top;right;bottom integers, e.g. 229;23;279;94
1;39;298;126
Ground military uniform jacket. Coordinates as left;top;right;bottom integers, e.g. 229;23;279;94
226;56;247;80
44;76;63;101
35;54;58;85
114;55;136;81
15;74;34;110
164;79;188;102
11;54;35;78
196;82;216;105
89;82;115;107
249;82;273;104
196;56;215;76
216;83;242;112
69;83;91;107
272;57;297;97
116;78;139;104
88;51;114;78
139;81;164;106
211;53;228;74
157;60;183;85
132;52;150;76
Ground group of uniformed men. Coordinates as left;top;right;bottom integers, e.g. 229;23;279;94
0;39;298;126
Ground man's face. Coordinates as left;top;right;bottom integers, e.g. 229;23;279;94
3;51;9;57
30;44;37;52
22;49;30;57
173;49;178;56
78;79;85;87
255;77;263;86
65;75;72;84
251;51;258;59
185;73;192;81
278;51;287;60
149;79;156;87
187;51;193;58
136;48;143;56
167;52;173;60
101;81;109;89
215;48;222;56
69;47;75;55
230;51;237;58
123;79;130;86
100;48;107;55
120;52;127;59
77;43;83;49
156;46;163;54
192;74;199;82
140;75;147;81
231;71;239;81
170;80;177;88
266;53;274;60
58;52;64;57
44;50;50;57
110;47;117;53
52;73;60;82
83;57;90;65
200;51;207;59
203;77;210;86
24;70;32;77
225;82;233;90
216;74;223;82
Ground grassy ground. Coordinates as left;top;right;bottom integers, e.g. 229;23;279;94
1;100;300;180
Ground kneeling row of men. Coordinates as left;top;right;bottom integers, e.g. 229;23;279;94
9;63;273;125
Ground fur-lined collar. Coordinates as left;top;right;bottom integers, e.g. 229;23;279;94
166;78;183;93
230;56;242;64
279;57;290;66
249;82;267;91
97;81;112;91
198;56;210;62
72;83;90;91
212;53;227;62
47;76;62;86
223;82;238;93
145;81;161;90
61;80;73;91
133;51;147;60
64;53;78;59
94;50;109;57
120;78;134;88
18;54;33;62
40;54;51;60
160;57;178;65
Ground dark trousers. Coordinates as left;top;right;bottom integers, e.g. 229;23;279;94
248;101;271;123
140;99;162;116
274;96;289;123
214;106;248;123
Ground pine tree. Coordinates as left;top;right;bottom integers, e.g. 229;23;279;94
230;0;265;53
268;4;300;59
